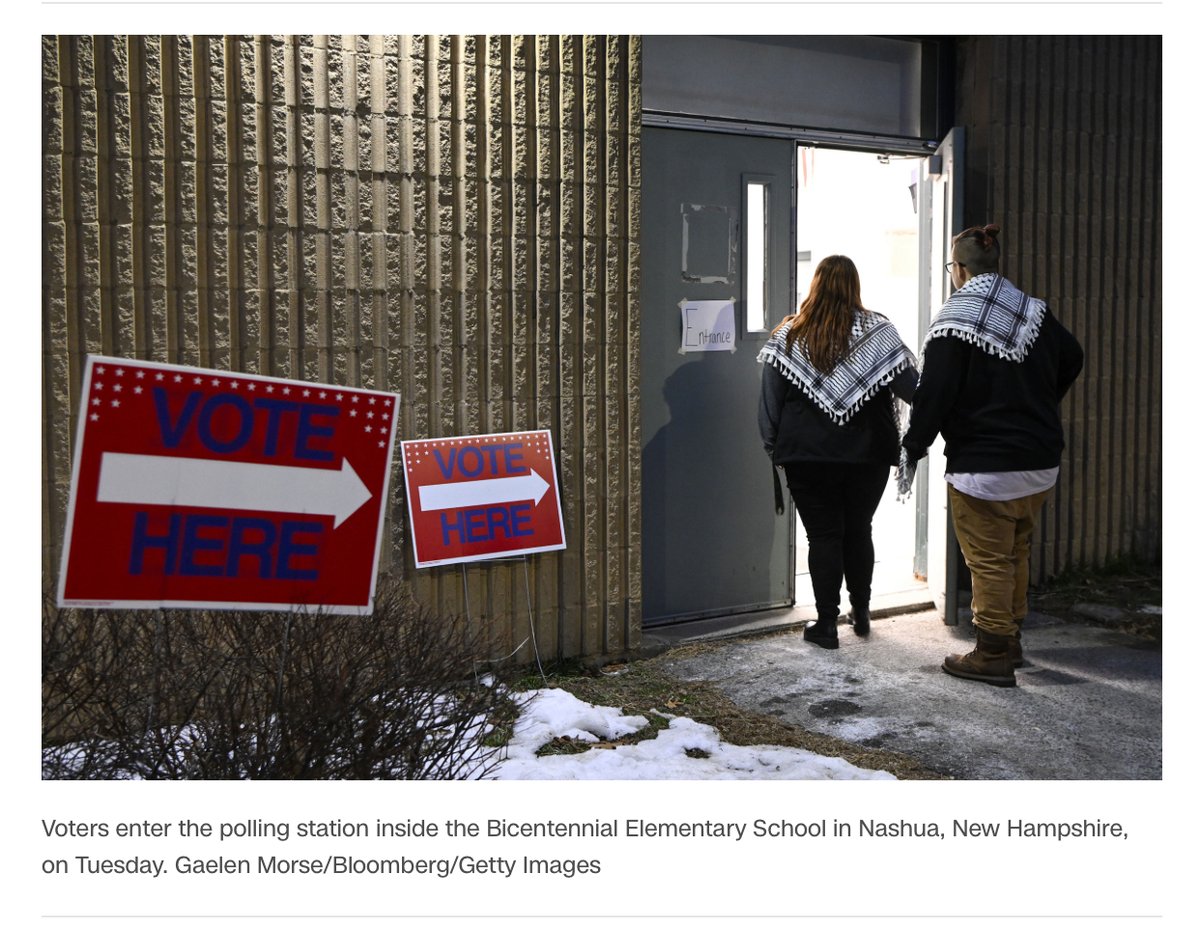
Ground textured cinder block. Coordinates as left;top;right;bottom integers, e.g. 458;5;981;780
508;35;535;76
175;102;200;169
580;235;602;293
42;35;62;86
174;157;199;225
266;105;288;172
618;240;637;303
42;33;641;661
76;219;102;289
44;85;65;158
603;238;626;295
65;38;94;101
203;97;229;163
604;540;625;608
64;155;91;229
44;220;68;292
139;91;167;160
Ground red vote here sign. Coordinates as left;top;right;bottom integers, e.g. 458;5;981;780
57;356;399;613
401;431;566;568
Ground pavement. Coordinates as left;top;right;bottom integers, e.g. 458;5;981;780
644;604;1162;780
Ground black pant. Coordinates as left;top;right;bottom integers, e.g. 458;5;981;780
784;462;890;622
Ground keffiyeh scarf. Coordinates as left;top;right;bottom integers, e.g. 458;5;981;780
920;272;1046;363
756;309;916;427
895;273;1047;497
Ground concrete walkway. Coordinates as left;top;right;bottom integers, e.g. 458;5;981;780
648;607;1161;780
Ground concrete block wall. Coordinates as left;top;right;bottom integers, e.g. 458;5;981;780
956;35;1161;579
42;35;642;661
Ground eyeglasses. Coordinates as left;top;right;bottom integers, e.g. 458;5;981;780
944;261;959;273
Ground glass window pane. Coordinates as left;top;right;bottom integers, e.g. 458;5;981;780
746;182;767;332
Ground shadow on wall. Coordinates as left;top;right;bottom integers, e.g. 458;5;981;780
641;351;780;623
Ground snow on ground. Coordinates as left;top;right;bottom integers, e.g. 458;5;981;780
492;687;894;780
44;685;895;781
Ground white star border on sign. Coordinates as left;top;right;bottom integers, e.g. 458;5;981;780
84;361;396;434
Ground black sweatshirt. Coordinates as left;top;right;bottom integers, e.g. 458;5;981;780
759;364;918;466
901;309;1084;473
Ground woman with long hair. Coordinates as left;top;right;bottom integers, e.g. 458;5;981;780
758;255;917;649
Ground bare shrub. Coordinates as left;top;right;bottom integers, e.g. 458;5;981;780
42;584;520;780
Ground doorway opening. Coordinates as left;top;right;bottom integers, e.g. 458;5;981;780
792;146;931;614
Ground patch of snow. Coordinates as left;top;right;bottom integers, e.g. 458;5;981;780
821;718;888;742
504;687;649;752
493;687;894;780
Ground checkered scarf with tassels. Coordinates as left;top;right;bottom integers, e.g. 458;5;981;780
759;309;916;515
920;272;1046;363
756;309;916;427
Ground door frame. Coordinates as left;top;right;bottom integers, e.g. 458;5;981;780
638;121;964;628
917;127;965;625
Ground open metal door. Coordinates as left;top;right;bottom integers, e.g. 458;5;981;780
641;128;795;625
917;127;964;624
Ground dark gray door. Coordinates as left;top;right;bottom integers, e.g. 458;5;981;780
641;128;794;625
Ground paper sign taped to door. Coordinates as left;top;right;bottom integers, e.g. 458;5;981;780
679;299;736;353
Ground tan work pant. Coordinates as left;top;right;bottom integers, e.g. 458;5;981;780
948;485;1052;637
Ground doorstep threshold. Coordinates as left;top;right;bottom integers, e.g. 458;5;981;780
645;587;934;649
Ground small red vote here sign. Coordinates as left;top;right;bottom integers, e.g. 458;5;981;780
401;431;566;568
57;356;399;613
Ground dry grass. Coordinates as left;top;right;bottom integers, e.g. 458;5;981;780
523;650;946;780
1030;559;1162;642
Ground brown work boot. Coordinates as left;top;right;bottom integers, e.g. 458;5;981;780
1010;619;1025;668
942;629;1016;687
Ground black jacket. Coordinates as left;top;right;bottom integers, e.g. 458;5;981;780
902;309;1084;472
759;364;918;466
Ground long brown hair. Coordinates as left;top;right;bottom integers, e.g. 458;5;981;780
772;254;864;374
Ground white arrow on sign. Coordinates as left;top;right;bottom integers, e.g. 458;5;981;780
418;471;550;512
97;452;372;528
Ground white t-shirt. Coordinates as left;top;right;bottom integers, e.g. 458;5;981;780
945;468;1059;501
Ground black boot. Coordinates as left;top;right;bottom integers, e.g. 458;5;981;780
803;614;839;650
851;604;871;637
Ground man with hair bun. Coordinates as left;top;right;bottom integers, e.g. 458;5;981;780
898;224;1083;687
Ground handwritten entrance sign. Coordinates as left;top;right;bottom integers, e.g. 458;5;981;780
679;298;737;353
